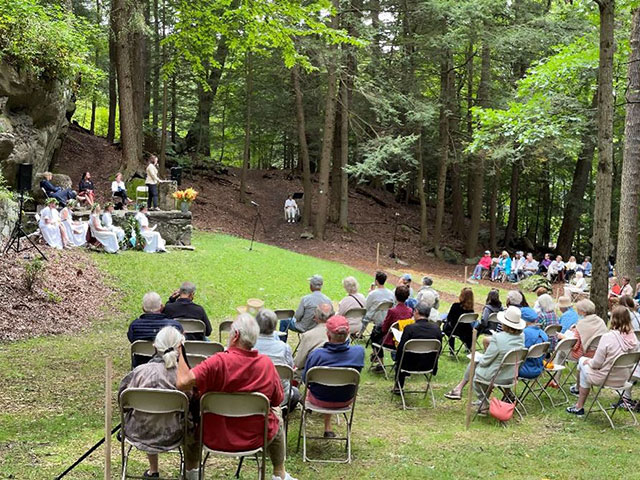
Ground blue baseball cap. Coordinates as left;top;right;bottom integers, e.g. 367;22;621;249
520;307;539;324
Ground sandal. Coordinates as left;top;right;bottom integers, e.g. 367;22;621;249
444;390;462;400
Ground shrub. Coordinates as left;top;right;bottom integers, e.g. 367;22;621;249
23;256;44;292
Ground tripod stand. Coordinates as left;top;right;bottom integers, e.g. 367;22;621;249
2;191;47;260
249;202;267;251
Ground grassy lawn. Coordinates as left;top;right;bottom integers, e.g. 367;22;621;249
1;231;638;479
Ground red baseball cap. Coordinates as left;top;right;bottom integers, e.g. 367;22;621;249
326;315;349;335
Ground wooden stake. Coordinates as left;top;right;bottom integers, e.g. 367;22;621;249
465;329;478;430
376;243;380;267
104;357;112;480
464;266;468;282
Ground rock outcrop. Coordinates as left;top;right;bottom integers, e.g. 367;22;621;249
0;62;74;191
0;196;18;242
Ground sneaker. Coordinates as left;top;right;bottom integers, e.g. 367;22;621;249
611;398;636;410
273;474;297;480
569;385;579;396
324;431;337;438
566;406;584;416
143;471;159;478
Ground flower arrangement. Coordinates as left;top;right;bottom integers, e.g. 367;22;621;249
173;188;199;203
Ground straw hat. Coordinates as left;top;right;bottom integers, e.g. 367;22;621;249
236;298;265;315
497;306;526;330
558;296;572;309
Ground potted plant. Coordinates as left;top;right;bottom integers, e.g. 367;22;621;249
172;187;198;213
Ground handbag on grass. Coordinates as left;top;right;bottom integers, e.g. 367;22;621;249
489;358;519;422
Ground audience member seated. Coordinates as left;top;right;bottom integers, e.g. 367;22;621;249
59;200;87;247
557;296;579;333
176;314;297;480
101;203;125;243
89;203;120;253
576;256;592;277
279;275;331;338
77;171;95;206
337;276;366;324
538;253;552;275
547;255;565;282
532;287;548;313
563;271;587;298
565;256;578;282
510;251;525;282
302;316;364;438
567;306;638;416
163;282;212;340
40;171;76;207
255;309;300;411
479;289;503;335
491;251;511;282
522;253;539;278
519;307;549;379
393;302;443;394
284;194;298;223
370;286;412;371
416;276;440;309
419;290;441;323
128;292;184;367
470;251;492;281
39;197;67;250
111;172;132;207
361;271;395;333
536;294;558;329
118;326;199;480
620;295;640;330
398;273;414;297
444;306;525;409
294;304;334;379
443;287;475;355
135;205;167;253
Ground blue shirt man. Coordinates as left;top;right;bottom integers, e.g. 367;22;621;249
519;307;549;379
558;298;579;333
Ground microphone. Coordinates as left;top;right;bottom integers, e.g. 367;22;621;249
251;201;260;207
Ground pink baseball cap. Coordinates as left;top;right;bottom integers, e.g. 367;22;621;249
326;315;349;335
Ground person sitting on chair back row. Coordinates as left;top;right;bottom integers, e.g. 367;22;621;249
302;316;364;438
294;303;334;378
361;271;395;333
163;282;212;340
279;275;331;338
40;171;76;207
176;314;297;480
416;276;440;310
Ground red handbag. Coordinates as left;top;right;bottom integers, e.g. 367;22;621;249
489;358;519;422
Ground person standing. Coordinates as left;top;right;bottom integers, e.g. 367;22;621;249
146;155;160;210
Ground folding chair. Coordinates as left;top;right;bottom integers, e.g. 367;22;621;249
199;392;270;480
219;320;233;343
184;340;224;357
186;353;208;368
394;339;442;409
130;340;155;369
135;185;149;205
345;308;366;337
177;319;206;337
273;309;296;342
297;367;360;463
445;313;478;360
544;324;562;338
559;333;604;393
583;351;640;429
537;337;578;407
516;342;551;412
119;388;189;480
369;320;401;380
473;348;529;424
634;330;640;343
275;364;294;436
363;301;394;347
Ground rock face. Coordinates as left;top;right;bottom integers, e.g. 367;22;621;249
0;196;18;242
0;62;74;191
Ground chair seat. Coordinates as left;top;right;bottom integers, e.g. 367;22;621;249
602;382;632;390
545;365;566;372
304;400;352;415
474;377;517;389
399;369;434;375
203;445;263;458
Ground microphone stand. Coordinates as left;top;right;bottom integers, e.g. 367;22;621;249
249;203;267;251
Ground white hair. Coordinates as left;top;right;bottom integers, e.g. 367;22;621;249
153;326;184;369
576;299;596;316
537;294;554;313
231;313;260;349
142;292;162;313
507;290;523;307
342;276;359;295
420;290;437;308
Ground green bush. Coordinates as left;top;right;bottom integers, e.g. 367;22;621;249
23;256;44;292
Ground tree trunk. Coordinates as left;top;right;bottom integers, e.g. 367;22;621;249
489;175;498;252
591;0;615;319
292;66;313;229
465;43;490;258
89;0;100;135
132;13;146;159
616;8;640;289
240;52;252;203
541;166;551;248
143;0;151;126
152;0;160;133
450;164;464;236
107;3;117;143
159;79;169;172
465;40;475;219
170;72;177;144
314;0;340;241
158;0;167;175
339;74;350;229
503;161;520;246
329;103;342;223
417;132;428;245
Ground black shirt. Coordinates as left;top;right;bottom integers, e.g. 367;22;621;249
396;319;443;375
163;297;212;340
78;179;94;192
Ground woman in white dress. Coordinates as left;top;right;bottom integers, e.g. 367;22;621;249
563;271;587;298
102;203;125;243
39;198;66;249
284;195;298;223
59;200;87;247
89;204;119;253
135;205;166;253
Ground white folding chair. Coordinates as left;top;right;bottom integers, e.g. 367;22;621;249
297;367;360;463
487;312;499;331
274;364;294;436
584;351;640;428
446;313;479;360
537;337;578;407
218;320;233;343
559;333;604;393
516;342;551;412
186;353;208;368
345;308;366;336
394;339;442;409
184;340;224;357
363;301;394;346
130;340;155;369
544;324;562;338
199;392;270;480
135;185;149;205
177;319;206;337
119;388;189;480
273;309;296;342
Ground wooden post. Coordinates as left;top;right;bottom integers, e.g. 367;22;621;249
464;266;468;282
104;357;112;480
376;243;380;267
465;329;478;429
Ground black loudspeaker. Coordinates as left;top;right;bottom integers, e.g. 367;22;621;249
17;163;33;192
170;166;182;186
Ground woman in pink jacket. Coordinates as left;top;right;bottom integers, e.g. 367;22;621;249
567;306;638;415
470;251;492;280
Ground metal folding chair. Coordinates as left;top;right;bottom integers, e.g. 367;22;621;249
363;301;394;347
199;392;270;480
345;308;367;336
544;324;562;338
218;320;233;343
297;367;360;463
445;313;478;360
537;337;578;407
394;339;442;409
177;319;206;337
559;333;604;393
130;340;155;369
516;342;551;412
184;340;224;357
583;351;640;429
275;364;294;437
186;354;208;368
119;388;189;480
370;320;403;380
274;309;298;345
135;185;148;205
473;348;529;424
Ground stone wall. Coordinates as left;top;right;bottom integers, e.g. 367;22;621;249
0;196;18;242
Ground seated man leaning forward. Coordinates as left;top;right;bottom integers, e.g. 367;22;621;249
128;292;184;367
293;303;334;379
176;314;297;480
119;326;200;480
163;281;212;341
279;275;331;338
302;315;365;438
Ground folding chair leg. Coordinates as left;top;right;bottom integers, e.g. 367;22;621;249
235;457;244;478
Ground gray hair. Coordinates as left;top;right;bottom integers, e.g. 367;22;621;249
422;276;433;287
231;313;260;349
419;290;437;309
179;282;196;295
415;302;432;319
153;326;184;369
576;299;596;316
538;294;554;313
142;291;162;313
314;303;334;323
342;276;359;295
255;309;278;335
506;290;523;307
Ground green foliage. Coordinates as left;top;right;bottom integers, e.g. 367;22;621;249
519;274;552;293
23;257;44;292
125;214;145;251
